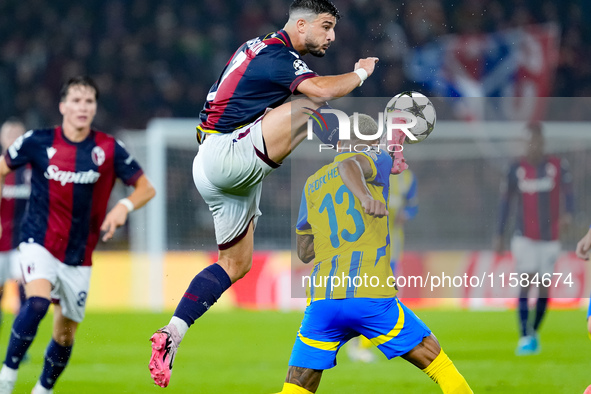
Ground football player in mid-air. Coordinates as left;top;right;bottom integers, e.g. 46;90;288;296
149;0;382;387
0;76;155;394
274;114;472;394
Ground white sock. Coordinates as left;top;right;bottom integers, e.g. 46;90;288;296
0;364;18;381
32;382;53;394
169;316;189;339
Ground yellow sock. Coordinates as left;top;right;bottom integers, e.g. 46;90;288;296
422;350;473;394
275;382;314;394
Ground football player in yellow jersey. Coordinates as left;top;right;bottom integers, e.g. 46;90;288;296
347;168;418;362
275;115;471;394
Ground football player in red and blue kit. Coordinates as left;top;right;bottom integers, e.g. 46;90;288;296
0;76;155;394
149;0;381;388
495;124;574;356
0;118;30;338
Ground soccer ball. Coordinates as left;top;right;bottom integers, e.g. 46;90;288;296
385;91;436;144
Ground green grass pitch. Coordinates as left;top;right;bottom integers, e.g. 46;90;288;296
1;307;589;393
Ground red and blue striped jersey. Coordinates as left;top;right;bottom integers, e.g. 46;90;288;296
199;30;317;135
4;126;143;266
498;156;574;241
0;165;30;251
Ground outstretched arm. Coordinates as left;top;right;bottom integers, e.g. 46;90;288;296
101;174;156;241
0;156;14;238
337;155;387;218
297;57;378;99
576;227;591;260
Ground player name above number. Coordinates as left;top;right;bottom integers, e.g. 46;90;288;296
246;37;267;54
44;165;101;186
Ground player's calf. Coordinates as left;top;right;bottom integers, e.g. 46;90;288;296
402;335;472;394
274;366;322;394
4;297;51;370
422;349;472;394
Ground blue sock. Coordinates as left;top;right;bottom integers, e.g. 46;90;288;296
533;297;548;332
5;297;50;369
40;339;72;389
173;264;232;327
305;104;340;145
18;283;26;306
518;297;529;337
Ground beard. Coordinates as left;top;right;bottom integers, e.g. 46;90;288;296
305;38;328;57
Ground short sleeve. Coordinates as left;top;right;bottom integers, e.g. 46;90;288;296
268;48;318;93
334;152;379;183
114;139;144;186
296;186;312;235
4;130;35;169
371;151;393;187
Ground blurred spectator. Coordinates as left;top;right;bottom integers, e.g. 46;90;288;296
1;0;590;132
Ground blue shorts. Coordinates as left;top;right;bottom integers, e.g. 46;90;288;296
587;295;591;319
288;297;431;370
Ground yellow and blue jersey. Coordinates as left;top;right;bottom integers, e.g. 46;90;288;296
296;148;397;300
388;170;418;263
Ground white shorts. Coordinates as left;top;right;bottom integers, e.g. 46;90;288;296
19;242;91;323
193;116;279;247
0;250;21;284
511;236;561;275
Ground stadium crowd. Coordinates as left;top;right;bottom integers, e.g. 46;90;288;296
1;0;590;132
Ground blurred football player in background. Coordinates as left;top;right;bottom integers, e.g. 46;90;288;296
0;76;155;394
0;118;30;336
494;124;574;356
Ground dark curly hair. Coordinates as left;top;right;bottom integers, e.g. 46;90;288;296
289;0;340;20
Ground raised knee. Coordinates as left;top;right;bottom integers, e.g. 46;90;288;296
232;258;252;281
219;257;252;282
54;330;75;347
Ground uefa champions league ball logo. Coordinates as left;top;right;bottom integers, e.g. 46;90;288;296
305;92;436;152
